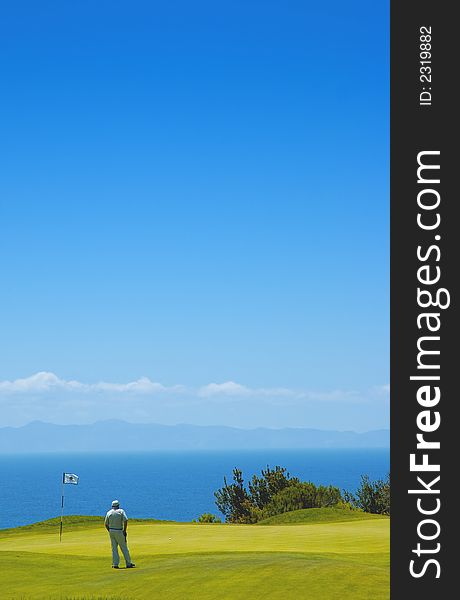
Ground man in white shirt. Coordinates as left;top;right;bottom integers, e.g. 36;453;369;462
104;500;135;569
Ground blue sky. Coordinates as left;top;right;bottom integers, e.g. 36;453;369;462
0;1;389;430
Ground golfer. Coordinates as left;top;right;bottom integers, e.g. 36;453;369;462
104;500;135;569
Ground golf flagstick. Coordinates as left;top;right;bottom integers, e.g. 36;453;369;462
59;472;65;542
59;473;79;541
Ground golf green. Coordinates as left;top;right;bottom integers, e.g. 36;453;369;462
0;511;389;599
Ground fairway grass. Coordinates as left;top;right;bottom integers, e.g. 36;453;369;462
0;513;389;600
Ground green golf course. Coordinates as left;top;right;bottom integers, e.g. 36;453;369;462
0;509;389;600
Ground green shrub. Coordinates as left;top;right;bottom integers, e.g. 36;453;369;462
214;468;254;523
215;466;301;523
261;482;342;519
196;513;221;523
214;465;343;523
343;474;390;515
334;499;360;511
248;466;298;509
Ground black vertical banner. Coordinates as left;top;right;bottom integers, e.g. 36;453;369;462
391;2;457;598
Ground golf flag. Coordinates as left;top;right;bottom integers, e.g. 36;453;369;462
60;472;79;541
63;473;79;485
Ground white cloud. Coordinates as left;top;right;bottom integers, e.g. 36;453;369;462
0;372;385;406
0;373;390;429
92;378;185;394
198;382;251;397
0;372;182;395
0;371;80;393
198;382;303;398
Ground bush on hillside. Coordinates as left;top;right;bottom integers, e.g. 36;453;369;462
261;482;342;519
196;513;221;523
343;474;390;515
333;499;359;511
214;466;343;523
248;466;298;509
214;468;255;523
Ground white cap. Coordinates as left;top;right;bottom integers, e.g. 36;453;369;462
112;499;120;507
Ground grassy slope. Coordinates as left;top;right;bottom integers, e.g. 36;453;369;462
257;507;388;525
0;511;389;600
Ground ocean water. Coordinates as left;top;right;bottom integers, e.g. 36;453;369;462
0;449;389;529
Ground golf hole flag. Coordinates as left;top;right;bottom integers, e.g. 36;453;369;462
63;473;79;485
60;472;80;541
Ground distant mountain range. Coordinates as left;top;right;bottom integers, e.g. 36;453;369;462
0;421;389;452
